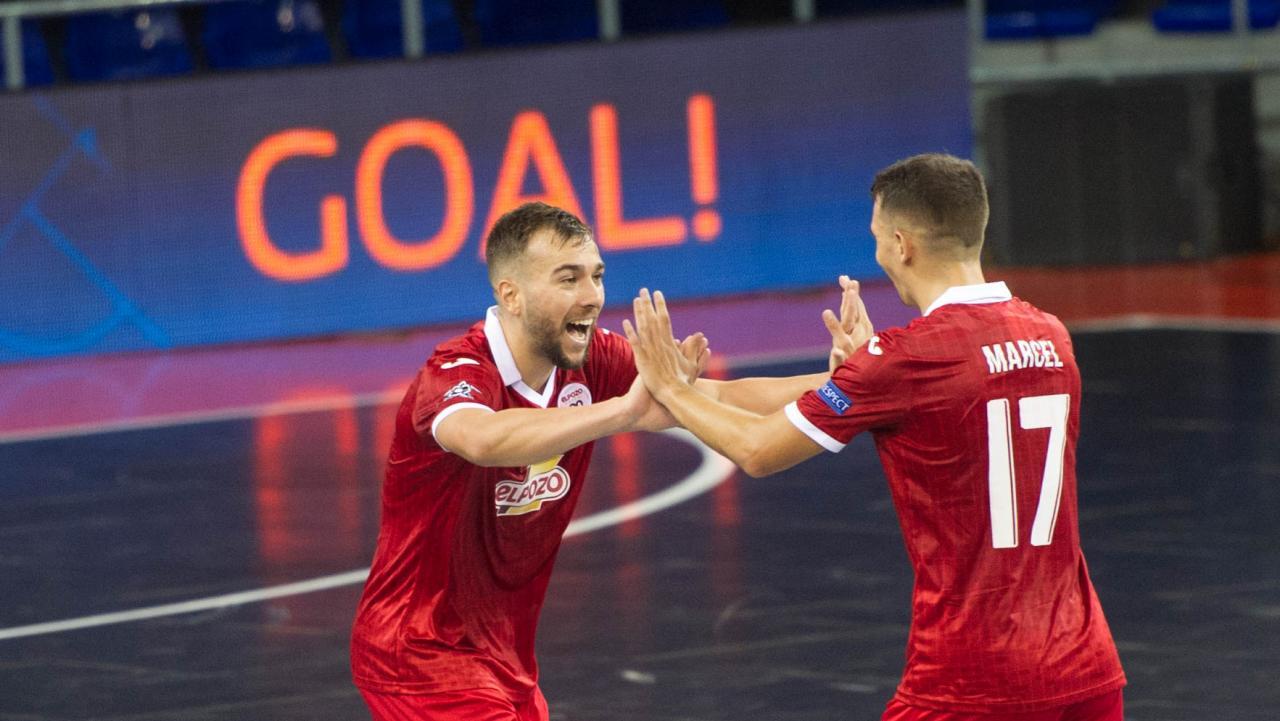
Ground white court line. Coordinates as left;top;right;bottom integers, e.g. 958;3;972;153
0;391;406;446
6;315;1274;447
0;350;832;447
0;428;734;642
0;315;1274;639
1067;314;1280;334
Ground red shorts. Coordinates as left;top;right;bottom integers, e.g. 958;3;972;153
882;690;1123;721
359;686;549;721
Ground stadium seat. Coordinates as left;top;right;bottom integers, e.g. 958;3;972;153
0;21;54;87
985;1;1119;39
473;0;598;46
64;9;193;82
342;0;464;58
620;0;730;35
1152;0;1280;32
203;0;332;70
818;0;959;17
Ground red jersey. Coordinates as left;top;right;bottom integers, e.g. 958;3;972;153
351;307;636;699
786;282;1125;712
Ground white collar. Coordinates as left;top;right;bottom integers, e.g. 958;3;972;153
923;281;1013;317
484;306;558;408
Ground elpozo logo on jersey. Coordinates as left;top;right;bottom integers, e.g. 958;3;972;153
557;382;591;408
496;455;571;516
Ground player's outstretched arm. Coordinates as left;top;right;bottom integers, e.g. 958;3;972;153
434;381;651;468
434;335;706;467
694;375;826;416
692;275;873;415
625;289;824;478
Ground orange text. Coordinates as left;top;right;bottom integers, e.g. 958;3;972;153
236;95;720;282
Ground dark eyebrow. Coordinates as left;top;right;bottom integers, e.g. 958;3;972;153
552;262;605;275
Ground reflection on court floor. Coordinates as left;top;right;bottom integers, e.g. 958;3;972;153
1;268;1278;720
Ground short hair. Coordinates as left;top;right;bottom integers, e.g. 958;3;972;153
485;202;593;284
870;154;989;252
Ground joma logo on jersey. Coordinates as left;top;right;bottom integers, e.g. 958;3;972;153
818;380;852;415
495;456;571;516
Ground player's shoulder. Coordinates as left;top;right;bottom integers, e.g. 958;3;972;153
916;297;1060;336
1010;296;1070;332
586;324;633;366
856;323;915;361
834;326;911;386
424;322;498;377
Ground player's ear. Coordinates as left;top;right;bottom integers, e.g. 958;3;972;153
895;228;914;265
495;277;522;316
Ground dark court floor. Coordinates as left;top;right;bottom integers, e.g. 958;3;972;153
1;327;1278;721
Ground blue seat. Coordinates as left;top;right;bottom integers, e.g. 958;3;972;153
473;0;598;46
818;0;958;17
0;21;54;87
342;0;464;58
986;1;1119;39
1153;0;1280;32
64;9;193;82
203;0;332;70
621;0;729;35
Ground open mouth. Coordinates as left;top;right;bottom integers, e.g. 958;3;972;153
565;320;593;344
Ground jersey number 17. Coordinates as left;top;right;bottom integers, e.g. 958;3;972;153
986;393;1070;549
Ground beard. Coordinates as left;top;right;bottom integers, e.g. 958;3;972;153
525;307;590;370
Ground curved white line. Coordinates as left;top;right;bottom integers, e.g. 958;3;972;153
0;428;734;642
565;428;735;537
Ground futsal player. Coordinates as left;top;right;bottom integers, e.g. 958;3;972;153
350;202;859;721
624;155;1127;720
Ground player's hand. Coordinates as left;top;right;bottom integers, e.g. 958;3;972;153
676;332;711;384
823;275;875;373
624;375;677;432
623;289;689;405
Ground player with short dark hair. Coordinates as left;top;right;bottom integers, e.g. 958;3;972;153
624;154;1127;721
350;201;856;721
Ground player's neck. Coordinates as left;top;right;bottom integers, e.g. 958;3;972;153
496;311;555;392
909;260;987;314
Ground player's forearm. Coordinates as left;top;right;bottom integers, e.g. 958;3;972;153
462;399;633;467
696;373;827;415
658;384;775;476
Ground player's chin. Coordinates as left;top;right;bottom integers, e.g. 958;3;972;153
557;341;589;370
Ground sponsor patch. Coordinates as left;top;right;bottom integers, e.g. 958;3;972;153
817;380;852;415
441;358;479;369
557;382;592;408
443;380;478;401
867;336;883;356
496;456;571;516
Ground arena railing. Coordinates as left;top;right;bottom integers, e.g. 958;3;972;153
969;0;1274;86
1;0;822;91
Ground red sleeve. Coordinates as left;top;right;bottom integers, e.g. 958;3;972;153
411;356;503;446
586;326;637;401
786;330;912;452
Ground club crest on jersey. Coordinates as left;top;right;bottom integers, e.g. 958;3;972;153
443;380;478;401
818;380;852;415
496;456;571;516
557;383;592;408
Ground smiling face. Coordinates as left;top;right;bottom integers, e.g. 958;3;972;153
515;229;605;370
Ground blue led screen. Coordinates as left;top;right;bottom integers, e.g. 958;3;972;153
0;12;969;363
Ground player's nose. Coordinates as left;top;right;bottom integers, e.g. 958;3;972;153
578;278;603;309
